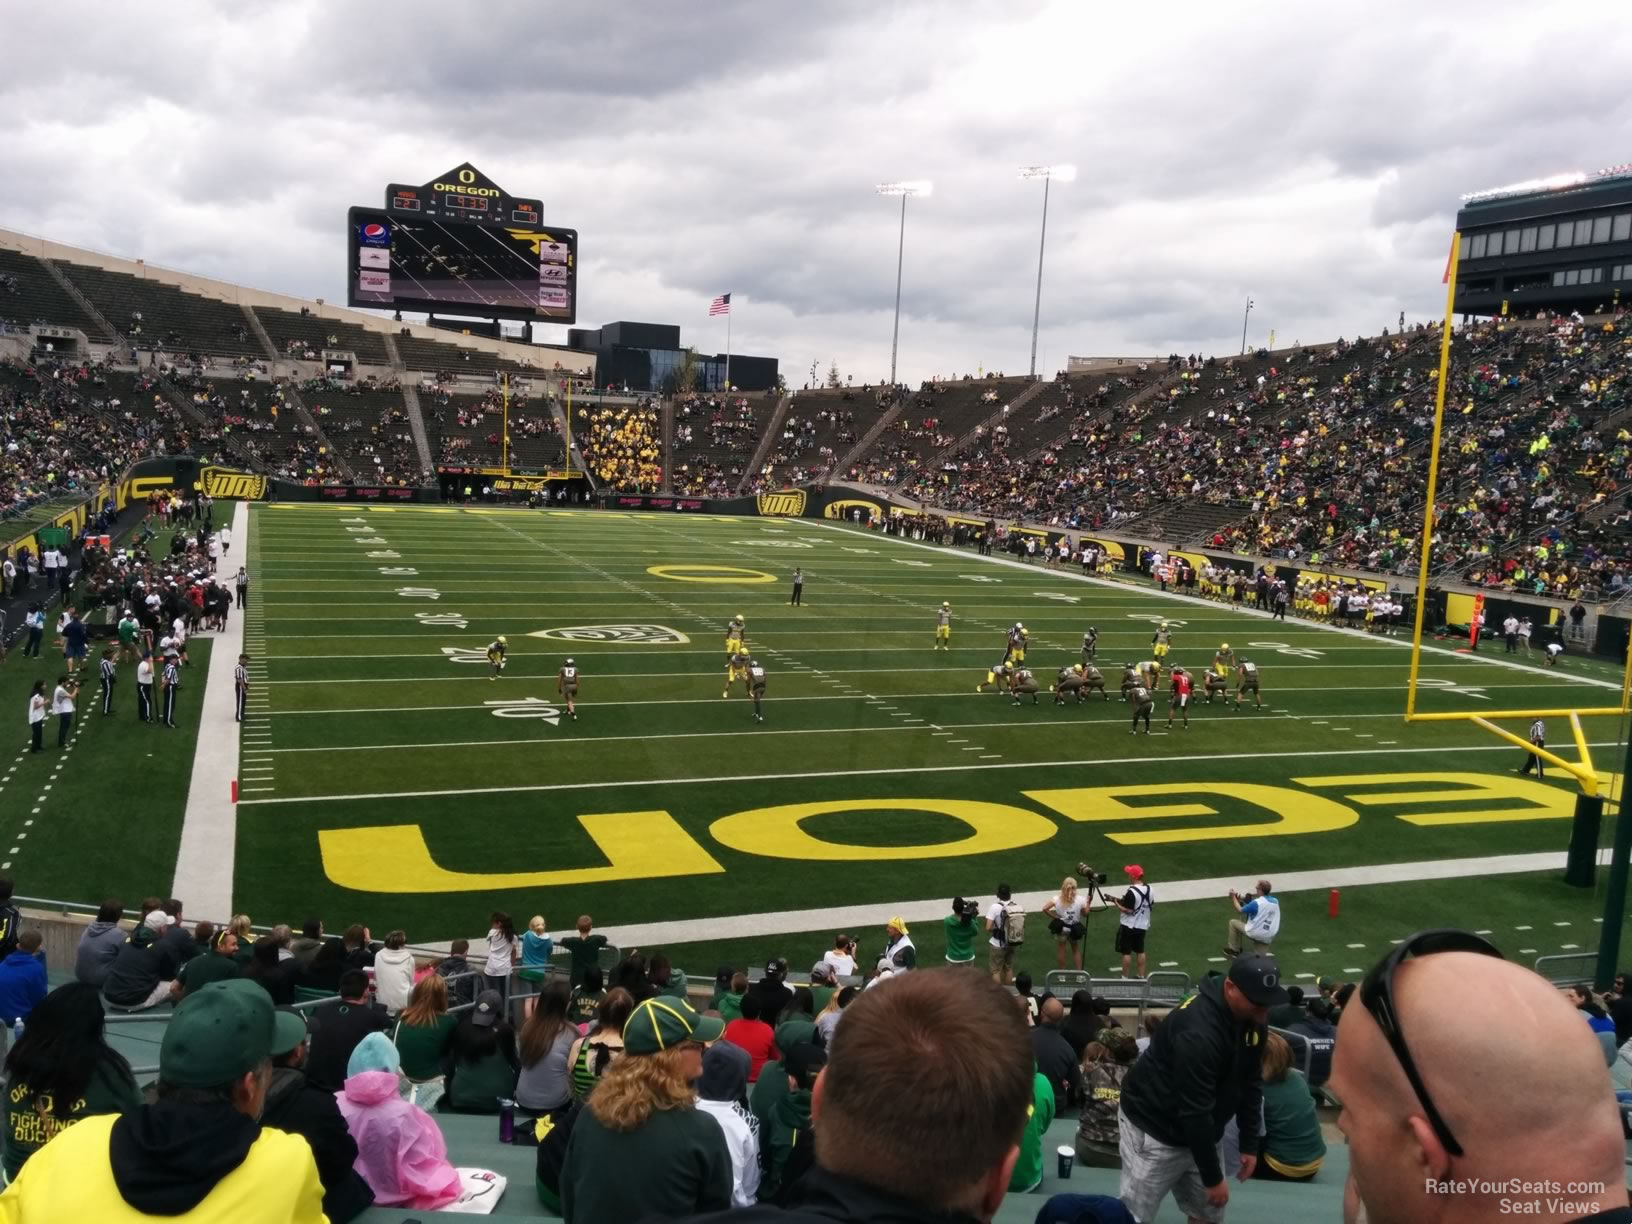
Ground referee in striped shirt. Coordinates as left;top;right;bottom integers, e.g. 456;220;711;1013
234;654;249;722
98;648;116;716
1521;718;1546;777
161;657;182;729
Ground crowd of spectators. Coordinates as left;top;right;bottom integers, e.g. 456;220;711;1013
577;398;662;492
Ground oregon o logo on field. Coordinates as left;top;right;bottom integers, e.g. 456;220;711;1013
647;564;776;584
528;624;690;644
198;466;268;500
756;490;807;517
822;498;881;520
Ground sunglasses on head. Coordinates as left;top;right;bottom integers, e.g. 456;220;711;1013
1359;928;1502;1158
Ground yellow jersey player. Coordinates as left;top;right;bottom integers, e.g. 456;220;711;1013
557;657;579;720
1010;666;1040;706
1235;658;1262;710
725;614;746;656
1129;681;1155;734
724;648;750;698
1136;659;1161;689
1151;622;1173;662
486;635;507;680
1212;642;1235;679
978;659;1013;693
935;602;952;650
747;656;767;722
1006;622;1028;664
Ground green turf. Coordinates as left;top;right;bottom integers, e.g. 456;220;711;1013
213;503;1632;985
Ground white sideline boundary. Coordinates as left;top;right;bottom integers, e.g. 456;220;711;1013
171;501;249;916
806;520;1625;692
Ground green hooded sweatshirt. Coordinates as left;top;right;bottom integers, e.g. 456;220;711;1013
762;1085;813;1201
749;1020;816;1134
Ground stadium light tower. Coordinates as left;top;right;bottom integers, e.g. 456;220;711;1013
1019;165;1075;379
876;180;933;387
1240;296;1255;356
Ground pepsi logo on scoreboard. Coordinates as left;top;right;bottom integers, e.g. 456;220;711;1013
358;221;390;247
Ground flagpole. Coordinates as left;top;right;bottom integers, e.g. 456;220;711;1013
725;302;732;392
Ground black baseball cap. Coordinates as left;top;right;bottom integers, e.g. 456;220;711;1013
1228;954;1289;1006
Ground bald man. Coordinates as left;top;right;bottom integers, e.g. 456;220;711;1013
1332;945;1631;1224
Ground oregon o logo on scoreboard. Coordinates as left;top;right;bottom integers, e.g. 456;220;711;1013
199;466;269;500
757;490;807;517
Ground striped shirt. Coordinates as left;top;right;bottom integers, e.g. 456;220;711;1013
1530;719;1546;743
234;664;248;689
99;658;116;684
163;662;180;688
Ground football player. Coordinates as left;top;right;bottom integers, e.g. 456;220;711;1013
1010;666;1040;706
1235;658;1262;710
1081;626;1098;664
725;614;746;657
935;602;952;650
557;657;579;720
1136;658;1161;689
1081;663;1109;700
1151;622;1173;663
747;656;767;722
724;648;750;698
1053;664;1085;705
1213;642;1236;678
1120;662;1139;702
1129;681;1155;734
978;659;1013;693
486;635;507;681
1006;622;1029;665
1167;665;1192;729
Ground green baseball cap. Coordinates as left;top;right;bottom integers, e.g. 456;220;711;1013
161;980;288;1087
622;996;724;1056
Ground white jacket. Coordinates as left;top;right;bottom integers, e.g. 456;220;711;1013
373;947;416;1014
696;1098;760;1206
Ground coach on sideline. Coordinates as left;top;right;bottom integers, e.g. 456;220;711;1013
1331;933;1631;1224
677;969;1034;1222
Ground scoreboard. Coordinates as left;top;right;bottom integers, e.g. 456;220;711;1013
346;162;576;324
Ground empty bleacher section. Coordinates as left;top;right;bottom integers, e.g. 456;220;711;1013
300;378;425;485
53;260;264;359
758;388;870;487
853;377;1036;487
671;392;775;497
255;306;390;365
393;333;554;381
0;248;102;335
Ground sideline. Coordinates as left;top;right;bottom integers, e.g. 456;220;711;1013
171;500;248;915
807;520;1626;692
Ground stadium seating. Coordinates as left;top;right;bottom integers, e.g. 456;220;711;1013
254;306;391;365
0;248;103;336
392;333;547;380
575;397;663;491
756;388;866;487
672;392;774;497
52;260;264;359
302;381;424;485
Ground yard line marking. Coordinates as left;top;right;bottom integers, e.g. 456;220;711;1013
238;738;1622;804
979;754;1002;759
1520;948;1538;954
1302;947;1321;953
1515;925;1533;931
1343;967;1363;973
171;500;249;919
1562;943;1581;949
1346;942;1366;948
1553;921;1572;926
1159;961;1179;968
1475;929;1493;935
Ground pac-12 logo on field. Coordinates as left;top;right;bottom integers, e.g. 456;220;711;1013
198;466;268;500
527;624;690;645
757;490;807;517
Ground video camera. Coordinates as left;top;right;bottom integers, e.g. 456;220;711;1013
954;897;981;919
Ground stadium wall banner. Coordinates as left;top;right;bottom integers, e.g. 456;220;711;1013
119;456;441;504
198;466;269;500
2;483;115;565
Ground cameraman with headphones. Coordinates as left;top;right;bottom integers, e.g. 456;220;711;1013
1114;865;1153;979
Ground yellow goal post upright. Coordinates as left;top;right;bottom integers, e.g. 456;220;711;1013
1402;229;1632;797
1401;231;1632;983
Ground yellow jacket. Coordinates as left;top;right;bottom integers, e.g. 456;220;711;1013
0;1114;325;1223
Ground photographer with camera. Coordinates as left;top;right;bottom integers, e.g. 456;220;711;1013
943;898;980;966
1041;875;1089;971
985;884;1026;985
1113;866;1152;979
1225;879;1280;959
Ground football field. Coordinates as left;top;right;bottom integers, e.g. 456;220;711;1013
232;504;1632;983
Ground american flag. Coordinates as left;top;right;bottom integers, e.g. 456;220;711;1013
709;293;731;316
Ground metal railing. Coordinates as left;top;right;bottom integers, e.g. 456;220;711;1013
1534;951;1598;985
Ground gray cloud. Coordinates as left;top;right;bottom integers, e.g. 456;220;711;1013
1;0;1627;382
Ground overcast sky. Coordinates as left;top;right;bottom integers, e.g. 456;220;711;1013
2;1;1627;385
